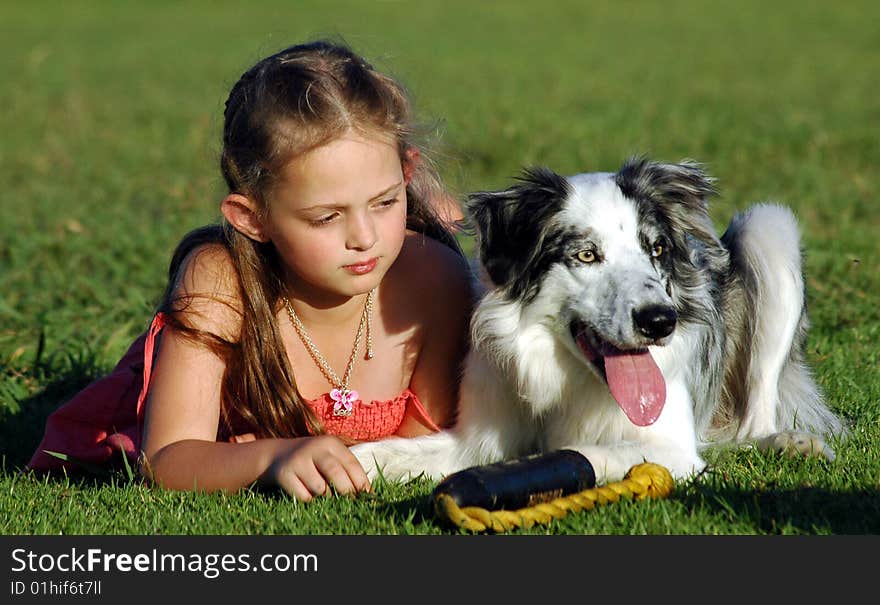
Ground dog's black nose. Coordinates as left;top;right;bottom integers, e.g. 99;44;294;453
633;305;677;340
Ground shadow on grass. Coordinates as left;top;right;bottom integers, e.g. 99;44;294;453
376;492;438;527
677;483;880;534
0;351;105;472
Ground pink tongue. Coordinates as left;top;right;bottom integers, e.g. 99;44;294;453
603;350;666;426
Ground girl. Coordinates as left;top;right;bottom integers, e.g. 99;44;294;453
28;40;474;502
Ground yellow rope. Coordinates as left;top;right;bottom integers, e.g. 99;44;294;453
433;462;674;533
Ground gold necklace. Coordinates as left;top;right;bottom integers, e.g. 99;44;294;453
283;288;375;417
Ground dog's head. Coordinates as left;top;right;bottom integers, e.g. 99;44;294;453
466;157;718;425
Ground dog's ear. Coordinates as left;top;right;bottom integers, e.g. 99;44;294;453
615;156;716;211
466;167;571;295
615;157;721;251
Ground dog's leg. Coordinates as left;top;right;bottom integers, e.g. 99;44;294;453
561;382;706;484
567;442;706;485
350;419;528;483
722;204;842;460
729;205;803;438
350;431;463;482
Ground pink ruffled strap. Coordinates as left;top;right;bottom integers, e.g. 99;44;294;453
135;313;166;431
403;390;441;433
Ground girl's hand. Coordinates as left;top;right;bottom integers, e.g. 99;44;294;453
229;433;257;443
263;435;371;502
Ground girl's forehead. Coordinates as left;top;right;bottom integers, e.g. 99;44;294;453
273;133;404;207
297;131;399;164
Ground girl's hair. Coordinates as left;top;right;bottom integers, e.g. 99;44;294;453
157;40;461;440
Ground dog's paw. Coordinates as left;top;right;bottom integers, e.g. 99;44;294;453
349;442;381;480
570;444;705;484
349;441;427;483
755;431;835;462
663;456;707;481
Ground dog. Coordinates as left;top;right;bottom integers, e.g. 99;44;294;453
351;157;846;485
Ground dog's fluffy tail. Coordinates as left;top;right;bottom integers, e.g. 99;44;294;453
720;204;846;440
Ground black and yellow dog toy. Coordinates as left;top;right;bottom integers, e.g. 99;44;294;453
432;450;674;532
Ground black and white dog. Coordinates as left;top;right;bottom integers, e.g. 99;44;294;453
352;157;846;484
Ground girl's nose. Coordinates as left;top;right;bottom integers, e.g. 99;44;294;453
346;211;377;250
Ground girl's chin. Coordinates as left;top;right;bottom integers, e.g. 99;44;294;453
338;268;387;296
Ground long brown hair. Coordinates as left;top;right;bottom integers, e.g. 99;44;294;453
158;40;461;440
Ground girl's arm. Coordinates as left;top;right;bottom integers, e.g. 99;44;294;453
142;434;369;500
139;245;369;500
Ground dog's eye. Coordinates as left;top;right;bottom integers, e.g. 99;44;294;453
651;242;665;258
576;249;598;264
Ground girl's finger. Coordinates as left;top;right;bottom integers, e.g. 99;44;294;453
340;453;371;493
299;468;329;498
315;457;359;496
278;474;315;503
229;433;257;443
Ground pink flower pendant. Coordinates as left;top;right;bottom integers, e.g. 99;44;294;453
330;388;358;417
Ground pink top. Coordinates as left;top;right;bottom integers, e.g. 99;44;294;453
27;314;440;472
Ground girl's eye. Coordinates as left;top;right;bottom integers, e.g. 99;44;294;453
374;197;399;209
310;213;338;226
576;249;598;264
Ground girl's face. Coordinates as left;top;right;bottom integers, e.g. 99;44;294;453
263;132;408;302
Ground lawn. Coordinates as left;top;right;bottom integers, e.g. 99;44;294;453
1;0;878;534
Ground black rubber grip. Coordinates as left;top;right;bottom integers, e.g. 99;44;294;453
432;449;596;511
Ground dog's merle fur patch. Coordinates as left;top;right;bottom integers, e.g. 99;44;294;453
467;167;574;303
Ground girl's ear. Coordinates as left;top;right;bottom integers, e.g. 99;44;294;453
403;147;421;185
221;194;269;242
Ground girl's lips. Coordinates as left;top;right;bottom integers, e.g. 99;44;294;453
344;258;379;275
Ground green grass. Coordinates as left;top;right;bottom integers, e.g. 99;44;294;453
2;0;878;534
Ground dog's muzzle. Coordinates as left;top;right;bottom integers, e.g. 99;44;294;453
570;320;667;427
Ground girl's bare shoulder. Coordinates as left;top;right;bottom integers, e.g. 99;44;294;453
392;232;475;320
170;242;243;340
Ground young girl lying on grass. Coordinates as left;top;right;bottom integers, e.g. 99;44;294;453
28;39;473;502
